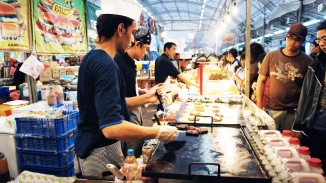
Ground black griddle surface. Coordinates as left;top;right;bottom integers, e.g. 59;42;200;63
143;126;270;182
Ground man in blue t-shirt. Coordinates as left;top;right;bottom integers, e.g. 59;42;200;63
74;0;178;180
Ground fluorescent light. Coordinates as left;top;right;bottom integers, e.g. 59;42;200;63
147;12;151;16
264;33;273;37
151;16;155;19
143;8;147;12
198;21;202;29
303;19;321;26
324;15;326;19
274;30;285;35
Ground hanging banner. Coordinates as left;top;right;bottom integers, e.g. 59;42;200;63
32;0;87;54
0;0;31;51
223;33;235;44
86;0;100;50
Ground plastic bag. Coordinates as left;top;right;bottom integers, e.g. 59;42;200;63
19;55;44;79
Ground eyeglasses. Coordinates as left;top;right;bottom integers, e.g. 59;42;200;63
316;36;326;44
286;36;303;44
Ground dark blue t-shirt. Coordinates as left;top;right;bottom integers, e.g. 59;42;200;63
155;53;180;84
75;49;130;159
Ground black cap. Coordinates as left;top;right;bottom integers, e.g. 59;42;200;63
287;23;307;41
0;152;4;159
134;26;151;45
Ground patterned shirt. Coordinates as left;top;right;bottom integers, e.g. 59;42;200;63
259;49;313;110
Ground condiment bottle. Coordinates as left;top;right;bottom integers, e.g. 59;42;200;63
289;137;300;150
47;86;57;106
298;146;311;162
0;152;10;183
282;130;292;141
308;158;324;175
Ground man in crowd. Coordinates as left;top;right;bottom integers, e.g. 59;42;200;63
74;0;178;180
155;42;199;110
256;23;314;131
114;26;151;157
310;39;319;59
292;20;326;174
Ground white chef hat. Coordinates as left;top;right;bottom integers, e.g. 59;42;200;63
100;0;142;21
179;52;192;60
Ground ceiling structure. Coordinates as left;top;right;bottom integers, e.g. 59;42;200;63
137;0;326;54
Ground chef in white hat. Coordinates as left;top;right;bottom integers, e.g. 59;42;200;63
178;52;192;72
74;0;178;180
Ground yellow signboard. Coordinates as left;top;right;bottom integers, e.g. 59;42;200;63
33;0;87;54
0;0;30;51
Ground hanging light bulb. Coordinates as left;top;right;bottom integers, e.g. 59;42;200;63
232;6;238;15
161;31;166;38
225;12;231;22
190;32;194;38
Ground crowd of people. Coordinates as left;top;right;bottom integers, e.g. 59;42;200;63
69;0;326;180
221;23;326;173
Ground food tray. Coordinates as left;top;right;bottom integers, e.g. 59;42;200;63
20;162;75;177
143;124;270;182
15;110;79;136
16;130;75;152
18;148;74;168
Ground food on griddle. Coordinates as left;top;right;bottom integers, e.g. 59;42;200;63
194;104;204;108
186;127;208;135
213;116;223;122
186;125;196;130
212;109;220;113
196;108;205;112
176;124;189;130
188;116;201;121
190;110;201;116
186;129;200;136
199;127;208;133
193;101;202;105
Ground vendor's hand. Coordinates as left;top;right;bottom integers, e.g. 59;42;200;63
138;88;147;95
291;130;302;140
145;83;163;103
156;125;178;143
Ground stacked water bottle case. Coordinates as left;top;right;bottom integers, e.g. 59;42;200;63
15;104;79;177
244;122;325;183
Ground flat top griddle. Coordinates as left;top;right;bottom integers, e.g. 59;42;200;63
143;125;270;182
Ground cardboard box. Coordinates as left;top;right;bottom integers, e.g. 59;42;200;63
40;61;57;82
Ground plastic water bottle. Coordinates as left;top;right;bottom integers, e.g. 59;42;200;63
298;146;311;162
142;140;154;164
308;158;324;175
124;149;138;181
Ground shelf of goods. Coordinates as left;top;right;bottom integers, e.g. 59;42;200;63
14;103;79;177
142;94;275;182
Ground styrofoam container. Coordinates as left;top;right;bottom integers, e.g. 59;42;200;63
290;172;326;183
